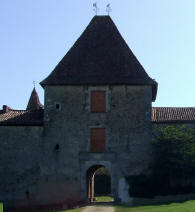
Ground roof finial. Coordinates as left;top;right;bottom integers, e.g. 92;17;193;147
93;2;99;15
106;4;112;15
33;81;36;88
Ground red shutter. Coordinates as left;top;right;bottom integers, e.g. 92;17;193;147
91;91;106;112
91;128;106;152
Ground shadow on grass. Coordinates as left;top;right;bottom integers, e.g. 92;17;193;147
113;199;195;210
3;199;195;212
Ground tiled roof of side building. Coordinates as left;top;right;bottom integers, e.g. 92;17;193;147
0;108;43;126
1;107;195;126
152;107;195;123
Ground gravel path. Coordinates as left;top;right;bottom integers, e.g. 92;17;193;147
81;205;115;212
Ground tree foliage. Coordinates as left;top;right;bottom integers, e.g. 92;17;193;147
152;125;195;176
125;125;195;197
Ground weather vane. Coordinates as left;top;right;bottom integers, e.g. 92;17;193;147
33;81;36;88
106;4;112;15
93;2;99;15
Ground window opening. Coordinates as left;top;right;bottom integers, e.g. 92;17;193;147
55;103;61;110
91;91;106;112
90;128;106;152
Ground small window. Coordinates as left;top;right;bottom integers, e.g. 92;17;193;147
25;190;30;199
55;144;60;150
91;91;106;112
90;128;106;152
55;103;61;110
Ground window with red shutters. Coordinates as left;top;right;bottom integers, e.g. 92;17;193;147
91;91;106;112
90;128;106;152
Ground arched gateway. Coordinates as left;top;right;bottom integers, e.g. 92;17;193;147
87;165;111;202
80;160;117;203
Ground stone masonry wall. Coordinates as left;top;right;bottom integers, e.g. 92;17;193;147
0;84;154;208
43;85;153;202
0;126;43;208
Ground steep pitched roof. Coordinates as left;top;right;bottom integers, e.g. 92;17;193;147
40;16;157;101
0;109;43;126
26;88;43;110
152;107;195;123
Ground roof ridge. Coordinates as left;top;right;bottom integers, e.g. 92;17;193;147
8;109;43;112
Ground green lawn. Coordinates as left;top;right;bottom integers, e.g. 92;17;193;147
114;200;195;212
63;209;81;212
61;200;195;212
2;200;195;212
0;203;3;212
95;195;114;202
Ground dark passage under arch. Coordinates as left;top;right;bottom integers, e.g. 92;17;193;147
86;165;112;202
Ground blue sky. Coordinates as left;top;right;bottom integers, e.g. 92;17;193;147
0;0;195;109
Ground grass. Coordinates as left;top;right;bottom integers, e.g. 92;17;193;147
59;199;195;212
62;209;81;212
95;195;114;202
114;200;195;212
2;199;195;212
0;203;3;212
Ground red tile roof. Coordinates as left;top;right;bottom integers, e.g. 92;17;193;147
152;107;195;123
0;109;43;126
0;107;195;126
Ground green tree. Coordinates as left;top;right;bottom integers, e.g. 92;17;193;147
152;125;195;177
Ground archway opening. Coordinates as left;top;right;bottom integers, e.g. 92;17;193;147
86;165;114;203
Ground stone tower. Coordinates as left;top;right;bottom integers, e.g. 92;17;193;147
40;16;157;203
0;16;158;211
